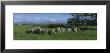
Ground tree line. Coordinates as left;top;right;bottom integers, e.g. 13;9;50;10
67;13;97;29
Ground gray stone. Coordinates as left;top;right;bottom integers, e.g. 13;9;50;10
74;27;77;32
61;27;65;32
48;29;52;35
67;28;72;32
56;27;61;32
52;28;56;34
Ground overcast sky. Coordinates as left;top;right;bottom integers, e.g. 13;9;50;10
14;13;73;24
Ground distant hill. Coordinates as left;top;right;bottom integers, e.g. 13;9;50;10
14;21;67;25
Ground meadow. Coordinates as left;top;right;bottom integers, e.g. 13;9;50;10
14;24;97;40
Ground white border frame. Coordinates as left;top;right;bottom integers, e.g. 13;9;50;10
5;5;106;49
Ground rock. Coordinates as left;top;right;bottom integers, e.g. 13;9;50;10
52;28;56;34
44;29;48;33
32;28;40;34
77;28;80;31
55;28;58;32
60;27;65;32
48;29;52;35
74;27;77;32
67;28;72;32
25;27;32;33
56;27;61;32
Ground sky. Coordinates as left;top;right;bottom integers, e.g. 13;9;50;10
14;13;73;24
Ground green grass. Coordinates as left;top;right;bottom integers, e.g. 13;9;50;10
14;25;97;40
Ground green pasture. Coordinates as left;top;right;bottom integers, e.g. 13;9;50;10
14;25;97;40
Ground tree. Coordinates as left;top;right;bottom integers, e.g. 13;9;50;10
67;13;97;31
67;13;81;31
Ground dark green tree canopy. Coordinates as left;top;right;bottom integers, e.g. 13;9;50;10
67;13;97;28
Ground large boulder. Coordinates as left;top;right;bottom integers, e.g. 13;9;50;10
41;29;47;33
32;27;42;34
56;27;61;32
55;28;58;32
52;28;56;34
60;27;65;32
48;29;52;35
44;29;49;33
71;26;78;32
32;28;40;34
74;27;78;32
67;28;72;32
37;27;42;32
25;27;33;33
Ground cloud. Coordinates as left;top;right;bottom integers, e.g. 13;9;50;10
14;13;71;24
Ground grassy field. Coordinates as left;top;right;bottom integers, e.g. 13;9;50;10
14;25;97;40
